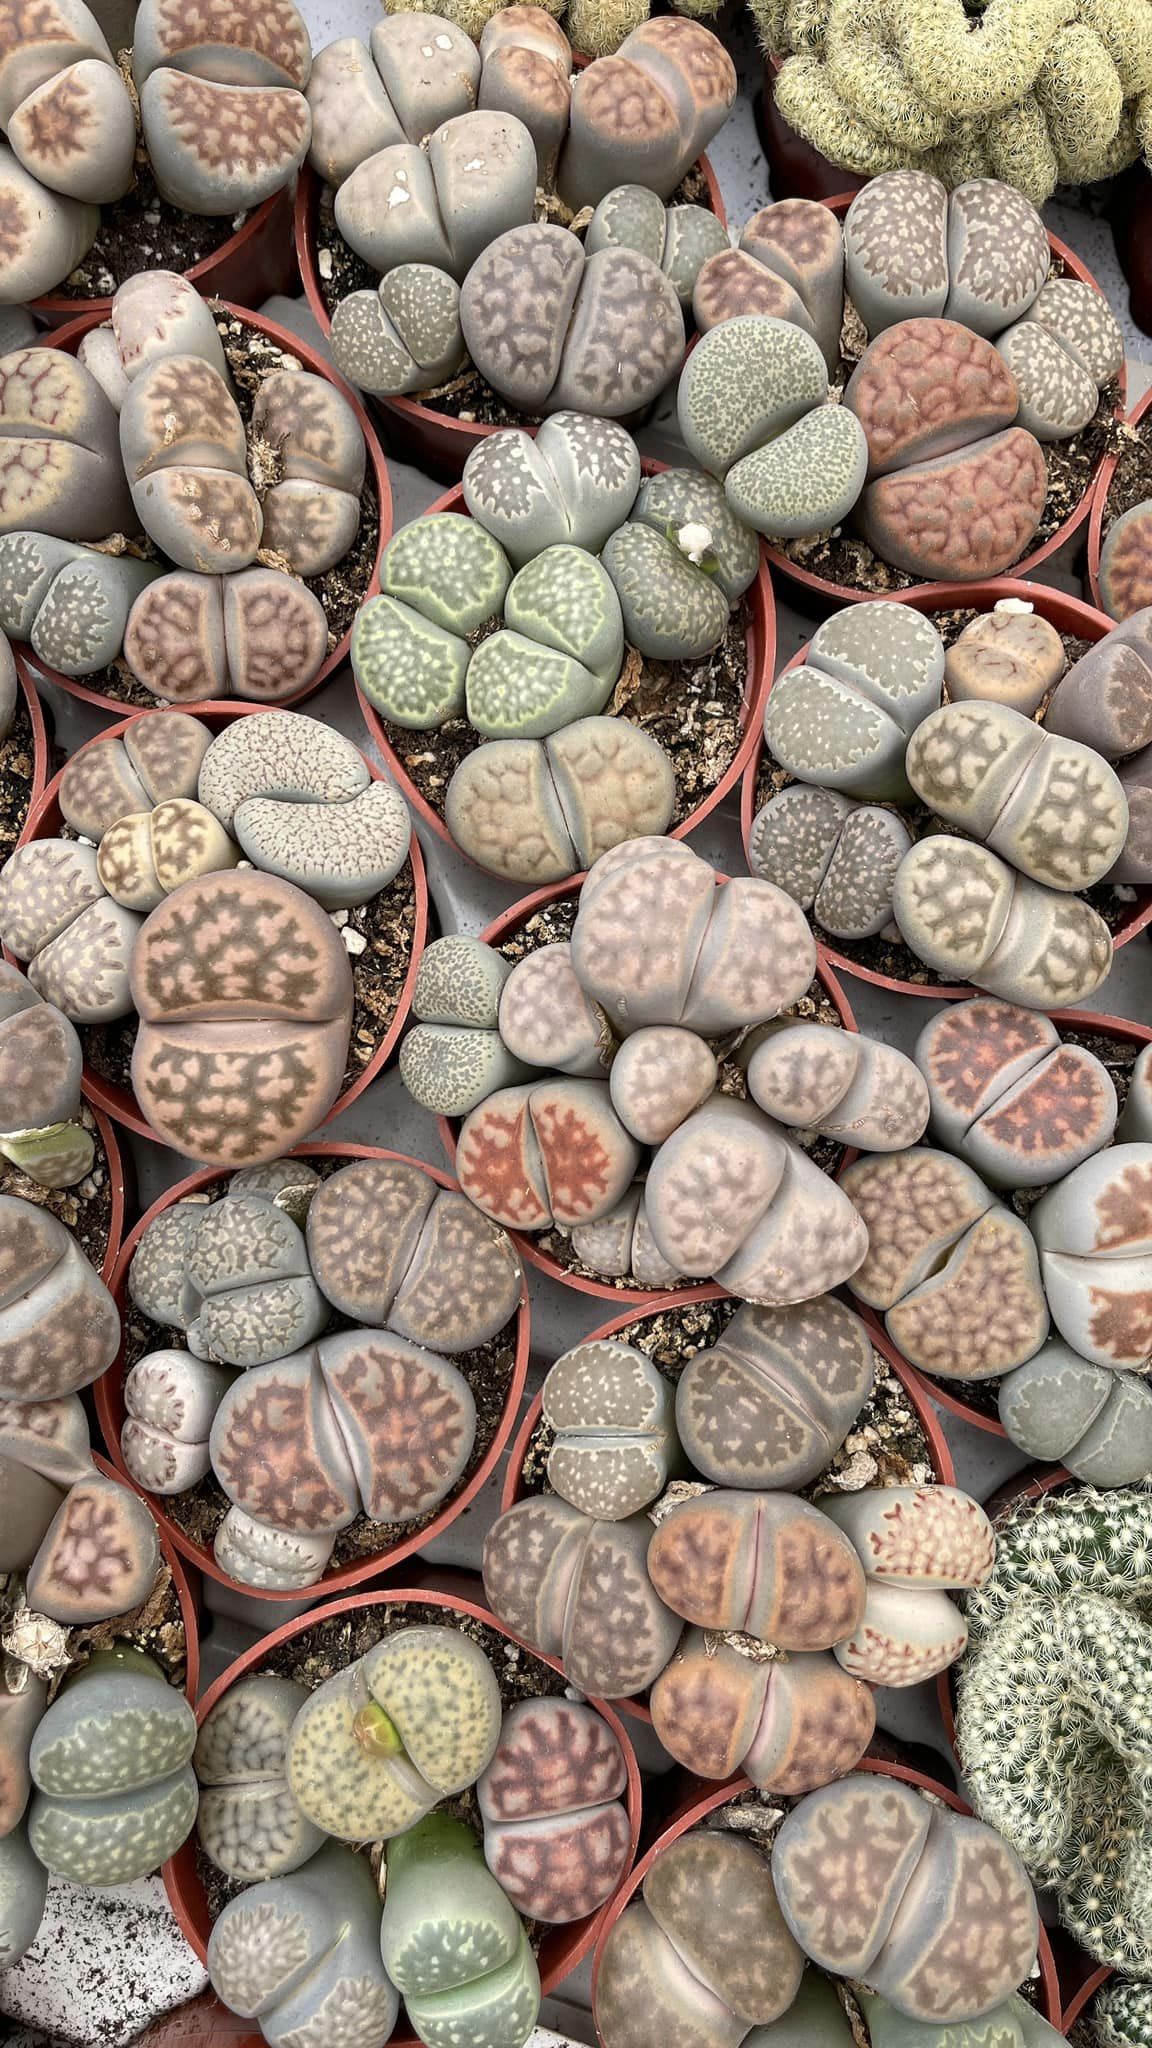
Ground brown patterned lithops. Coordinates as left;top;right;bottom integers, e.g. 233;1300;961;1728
121;1348;236;1496
0;1195;119;1401
134;0;312;215
59;713;214;839
1029;1143;1152;1368
195;1674;323;1883
445;717;676;883
651;1635;874;1794
771;1773;1039;2023
0;347;131;539
541;1339;680;1518
478;1697;631;1924
557;18;737;209
746;1024;929;1153
842;1147;1049;1380
400;935;528;1117
25;1472;158;1624
609;1027;716;1145
944;605;1067;715
130;870;354;1165
1044;612;1152;760
124;568;329;705
0;840;141;1023
647;1489;866;1648
915;998;1118;1186
119;355;263;575
823;1485;995;1687
285;1624;501;1840
891;838;1113;1008
0;147;97;304
249;371;367;578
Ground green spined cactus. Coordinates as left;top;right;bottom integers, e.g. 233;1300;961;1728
1093;1979;1152;2047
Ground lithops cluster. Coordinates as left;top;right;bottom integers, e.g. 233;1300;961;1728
0;967;93;1189
822;1485;995;1686
915;999;1118;1186
595;1829;805;2048
540;1338;680;1518
308;11;488;187
745;1023;929;1153
0;1196;119;1401
558;19;736;209
382;1812;541;2048
330;259;469;401
123;567;330;705
194;1675;323;1883
26;1651;197;1886
762;603;945;802
650;1631;875;1794
842;1148;1050;1381
462;413;642;568
772;1773;1040;2024
477;1697;631;1922
692;197;845;370
600;468;760;662
999;1340;1152;1487
586;183;728;311
60;711;238;914
132;0;312;215
1030;1144;1152;1368
0;348;132;541
891;837;1113;1007
0;535;160;680
748;785;913;944
121;1349;236;1497
0;838;142;1022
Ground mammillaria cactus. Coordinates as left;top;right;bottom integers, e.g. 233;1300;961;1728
998;1340;1152;1486
381;1812;541;2048
121;1349;236;1496
26;1650;197;1885
286;1626;501;1840
119;355;263;576
132;0;312;215
0;349;132;541
891;838;1113;1007
477;1697;630;1922
915;999;1118;1185
944;604;1067;715
207;1840;399;2048
596;1829;805;2048
1029;1143;1152;1367
745;1023;929;1153
462;414;642;568
0;969;93;1188
646;1489;866;1647
0;1824;48;1967
0;1195;119;1402
0;535;160;680
123;568;330;704
762;602;945;801
541;1338;680;1517
748;787;913;944
1093;1981;1152;2047
822;1485;994;1686
0;1;135;205
600;469;760;661
482;1494;681;1696
650;1637;874;1792
771;1774;1040;2023
0;840;141;1022
587;184;729;309
194;1675;323;1883
692;198;845;370
842;1148;1049;1381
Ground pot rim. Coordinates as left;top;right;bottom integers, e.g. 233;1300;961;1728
13;702;428;1144
1086;377;1152;613
18;299;392;715
738;576;1150;1002
1061;1962;1113;2034
12;661;49;828
93;1142;531;1602
91;1449;200;1701
29;187;293;327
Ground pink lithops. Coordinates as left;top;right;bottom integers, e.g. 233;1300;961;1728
891;837;1113;1008
674;1295;873;1491
482;1495;682;1698
24;1472;158;1625
823;1486;995;1688
746;1024;930;1153
608;1027;717;1145
129;870;354;1166
647;1490;866;1649
1030;1142;1152;1368
497;945;610;1079
845;319;1019;478
771;1774;1040;2023
842;1148;1050;1380
119;355;262;576
121;1349;236;1496
859;427;1048;583
478;1698;631;1923
1099;501;1152;622
0;1196;119;1402
249;371;366;578
651;1633;874;1792
209;1347;360;1537
0;349;131;541
695;197;844;368
0;1394;90;1487
558;18;737;209
59;714;213;841
456;1079;641;1232
542;1338;680;1519
915;997;1118;1186
123;568;329;705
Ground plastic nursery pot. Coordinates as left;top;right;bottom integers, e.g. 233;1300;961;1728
1062;1963;1113;2035
759;193;1126;613
589;1759;1064;2038
1108;159;1152;342
10;663;49;843
357;476;776;875
1087;380;1152;613
434;877;851;1303
293;154;728;482
17;301;392;716
16;704;428;1145
739;576;1152;1001
93;1144;530;1603
90;1449;201;1702
28;184;298;330
162;1582;642;2047
755;53;870;204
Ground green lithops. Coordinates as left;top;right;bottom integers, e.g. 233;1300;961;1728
602;466;758;662
353;514;512;728
287;1625;502;1842
585;184;729;307
195;1674;324;1883
381;1813;541;2048
0;1823;48;1968
860;1990;1066;2046
466;545;624;738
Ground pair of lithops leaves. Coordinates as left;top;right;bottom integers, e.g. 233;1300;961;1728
0;1195;118;1404
0;1393;157;1631
0;963;94;1188
125;1154;521;1588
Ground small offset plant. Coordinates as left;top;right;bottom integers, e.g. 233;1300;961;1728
541;1338;681;1519
821;1484;995;1687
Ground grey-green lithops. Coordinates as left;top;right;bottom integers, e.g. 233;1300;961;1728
466;545;624;738
764;602;945;802
542;1337;680;1518
400;936;529;1116
195;1674;324;1883
586;183;728;307
0;1822;48;1969
353;513;512;729
998;1341;1152;1488
463;413;641;568
602;468;758;661
748;786;912;943
330;263;466;400
0;532;161;678
381;1812;541;2048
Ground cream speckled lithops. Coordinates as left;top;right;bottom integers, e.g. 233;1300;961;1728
0;348;131;540
748;786;912;943
0;534;161;679
133;0;312;215
463;413;641;568
0;1194;119;1401
542;1338;680;1518
478;1697;630;1923
763;601;945;802
891;837;1113;1006
823;1485;994;1687
382;1812;541;2048
121;1348;236;1496
915;997;1118;1186
944;606;1067;714
400;935;531;1116
587;182;728;307
213;1505;335;1593
286;1626;501;1841
746;1022;929;1153
195;1675;323;1883
180;1188;328;1367
330;261;467;400
998;276;1124;441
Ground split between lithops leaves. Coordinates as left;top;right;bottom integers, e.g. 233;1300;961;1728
587;182;728;308
195;1675;323;1884
651;1631;875;1797
336;108;538;283
0;840;141;1022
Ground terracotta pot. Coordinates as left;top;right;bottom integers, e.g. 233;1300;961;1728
29;184;297;329
17;303;392;716
1087;379;1152;614
10;663;49;839
1108;160;1152;341
590;1760;1063;2037
91;1449;200;1701
756;53;869;203
293;154;727;482
71;1090;129;1287
1062;1962;1113;2035
15;704;428;1145
434;878;850;1302
94;1144;530;1602
162;1583;641;2046
756;194;1125;612
740;577;1150;1001
356;476;775;871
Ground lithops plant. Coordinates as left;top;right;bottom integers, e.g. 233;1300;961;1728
482;1495;681;1697
646;1489;866;1648
0;1195;119;1402
123;568;330;705
842;174;1049;341
674;1294;874;1492
596;1828;805;2048
586;183;728;309
1044;610;1152;760
998;1340;1152;1487
0;535;160;680
330;262;468;401
0;969;93;1189
557;19;737;209
891;837;1113;1007
477;8;575;183
1120;1040;1152;1142
59;713;213;839
247;371;367;578
24;1472;159;1625
194;1675;323;1883
119;355;263;576
77;269;232;408
463;414;642;569
652;1630;874;1793
195;713;411;911
129;870;354;1165
0;1390;91;1577
771;1774;1040;2024
600;468;760;662
400;936;529;1116
444;717;675;883
133;0;312;215
336;109;537;284
382;1812;541;2048
477;1697;630;1923
944;604;1067;715
0;1823;48;1968
26;1650;197;1886
286;1625;501;1841
1100;501;1152;624
863;1992;1066;2047
608;1027;716;1144
160;1185;328;1369
0;1;137;203
540;1338;680;1518
497;943;611;1081
762;602;945;802
693;198;845;370
822;1485;995;1687
0;348;132;541
745;1023;929;1153
0;840;141;1022
748;787;913;944
1029;1143;1152;1367
915;998;1118;1186
214;1507;335;1594
0;148;97;304
121;1349;236;1496
841;1148;1050;1381
998;280;1125;443
455;1077;641;1234
207;1840;399;2048
306;13;483;186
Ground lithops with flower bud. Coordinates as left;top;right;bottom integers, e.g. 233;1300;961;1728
541;1339;679;1519
382;1812;541;2048
842;1147;1049;1381
772;1774;1040;2024
823;1486;994;1687
248;371;366;578
121;1349;236;1496
675;1294;874;1492
0;348;132;540
647;1489;866;1648
944;606;1067;715
456;1078;642;1233
915;999;1118;1186
478;1697;630;1923
694;198;845;370
446;717;676;883
0;148;97;304
0;1196;119;1402
651;1634;874;1793
998;1340;1152;1488
337;109;537;285
483;1495;681;1697
763;602;945;802
601;469;759;662
195;1675;323;1883
748;787;912;944
0;970;92;1189
214;1506;335;1594
119;356;262;576
586;184;728;308
746;1024;929;1154
463;413;642;569
287;1625;500;1841
596;1829;804;2048
1029;1143;1152;1368
330;263;467;401
891;838;1113;1008
207;1840;399;2048
130;870;354;1166
125;568;330;706
0;535;160;679
133;0;312;216
557;18;736;210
